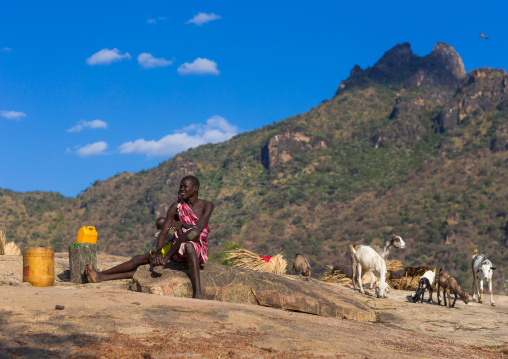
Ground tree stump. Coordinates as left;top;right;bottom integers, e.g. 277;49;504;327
68;243;97;283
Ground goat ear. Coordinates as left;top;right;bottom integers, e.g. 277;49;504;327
491;267;497;270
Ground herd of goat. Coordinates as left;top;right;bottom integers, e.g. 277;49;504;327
291;235;497;307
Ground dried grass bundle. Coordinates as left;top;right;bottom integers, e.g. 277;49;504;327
350;259;406;285
320;265;352;284
224;248;287;275
386;259;404;273
0;229;21;255
387;266;436;291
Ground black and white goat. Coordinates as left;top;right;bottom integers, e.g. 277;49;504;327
471;249;496;306
411;269;436;304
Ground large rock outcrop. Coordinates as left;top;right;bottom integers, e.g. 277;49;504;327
261;131;326;172
337;42;465;96
130;262;375;322
433;68;508;133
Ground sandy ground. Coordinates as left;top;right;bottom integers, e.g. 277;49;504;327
1;253;507;358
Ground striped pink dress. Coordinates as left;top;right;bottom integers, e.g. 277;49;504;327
171;200;209;264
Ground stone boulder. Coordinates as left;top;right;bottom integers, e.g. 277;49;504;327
131;262;375;322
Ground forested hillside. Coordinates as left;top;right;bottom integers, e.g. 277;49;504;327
1;42;507;293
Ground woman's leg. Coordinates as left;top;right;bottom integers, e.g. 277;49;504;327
153;229;199;275
86;253;150;282
184;242;203;299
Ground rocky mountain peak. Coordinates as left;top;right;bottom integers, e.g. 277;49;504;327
429;42;466;80
336;42;466;95
373;42;415;71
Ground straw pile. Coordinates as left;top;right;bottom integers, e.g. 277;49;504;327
357;259;405;285
320;265;352;284
321;259;405;285
0;229;21;256
387;266;436;291
224;248;287;275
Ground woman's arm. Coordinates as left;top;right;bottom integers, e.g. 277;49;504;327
153;202;178;265
195;200;214;232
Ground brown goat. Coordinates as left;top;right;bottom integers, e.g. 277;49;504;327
291;254;311;276
436;268;469;308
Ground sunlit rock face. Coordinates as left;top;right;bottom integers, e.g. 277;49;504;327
261;131;326;172
433;68;508;133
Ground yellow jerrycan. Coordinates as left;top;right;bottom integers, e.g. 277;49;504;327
23;247;55;287
76;226;98;244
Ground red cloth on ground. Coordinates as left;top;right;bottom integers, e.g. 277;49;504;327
259;255;272;263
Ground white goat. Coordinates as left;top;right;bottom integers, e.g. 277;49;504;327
350;244;390;298
471;249;496;306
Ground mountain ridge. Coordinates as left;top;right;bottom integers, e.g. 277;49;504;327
1;42;507;293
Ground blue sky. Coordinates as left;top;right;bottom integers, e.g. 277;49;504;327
1;1;506;197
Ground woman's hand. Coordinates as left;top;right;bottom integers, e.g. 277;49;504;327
168;221;184;232
152;251;164;266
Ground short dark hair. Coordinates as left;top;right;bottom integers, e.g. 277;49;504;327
182;175;200;189
156;217;165;229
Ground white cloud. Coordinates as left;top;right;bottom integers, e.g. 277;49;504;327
86;48;131;66
1;110;26;120
67;119;108;133
186;12;221;26
177;57;220;75
75;141;108;157
119;115;238;157
147;17;165;24
137;53;174;69
1;47;12;51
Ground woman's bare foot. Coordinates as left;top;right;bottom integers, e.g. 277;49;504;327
85;263;101;283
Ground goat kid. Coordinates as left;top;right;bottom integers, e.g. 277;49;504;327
436;268;469;308
350;244;390;298
411;269;436;304
471;249;496;306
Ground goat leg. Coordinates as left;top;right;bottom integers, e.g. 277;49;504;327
479;278;484;303
357;263;365;295
488;279;495;306
451;293;457;308
428;287;433;304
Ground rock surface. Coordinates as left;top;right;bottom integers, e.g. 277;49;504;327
1;285;505;358
131;261;375;322
1;253;507;358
